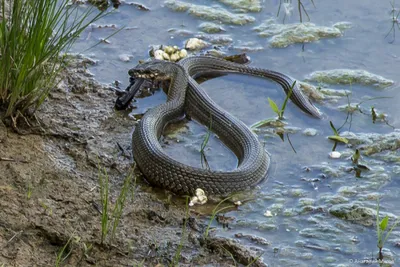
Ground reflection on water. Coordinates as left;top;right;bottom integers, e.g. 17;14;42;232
71;0;400;265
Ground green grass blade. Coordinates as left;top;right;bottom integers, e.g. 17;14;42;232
204;196;234;238
382;217;400;247
380;216;389;231
200;114;212;154
110;168;133;243
250;118;275;129
328;135;349;144
329;121;339;136
170;196;190;267
376;199;381;246
267;97;280;116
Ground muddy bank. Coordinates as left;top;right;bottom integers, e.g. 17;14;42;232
0;56;263;266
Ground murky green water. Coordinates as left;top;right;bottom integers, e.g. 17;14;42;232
71;0;400;265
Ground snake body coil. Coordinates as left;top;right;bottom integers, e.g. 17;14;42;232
129;56;321;195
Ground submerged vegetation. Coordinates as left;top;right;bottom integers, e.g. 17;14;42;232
385;0;400;43
0;0;105;121
277;0;316;22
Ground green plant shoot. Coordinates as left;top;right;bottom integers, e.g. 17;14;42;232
204;196;235;238
376;199;400;260
267;80;296;120
328;121;349;144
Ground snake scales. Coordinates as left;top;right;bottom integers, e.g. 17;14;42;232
128;56;321;195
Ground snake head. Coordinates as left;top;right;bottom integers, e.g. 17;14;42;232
128;60;170;81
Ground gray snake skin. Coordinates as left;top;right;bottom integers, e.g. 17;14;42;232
129;56;321;195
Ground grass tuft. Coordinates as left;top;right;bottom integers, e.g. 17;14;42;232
204;196;234;239
109;166;134;243
98;163;110;245
98;162;136;245
170;196;190;267
0;0;105;120
55;235;74;267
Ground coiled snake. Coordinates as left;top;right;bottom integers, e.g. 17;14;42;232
127;56;321;195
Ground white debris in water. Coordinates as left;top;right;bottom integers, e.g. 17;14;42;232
185;38;210;50
264;210;273;217
118;54;133;62
189;188;208;206
282;2;293;17
305;69;394;89
234;201;242;206
303;128;318;136
253;19;349;48
329;151;341;159
333;21;353;31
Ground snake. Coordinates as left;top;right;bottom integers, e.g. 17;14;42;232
128;56;321;195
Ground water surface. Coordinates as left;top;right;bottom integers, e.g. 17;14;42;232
71;1;400;265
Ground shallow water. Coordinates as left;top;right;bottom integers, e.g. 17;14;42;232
71;0;400;265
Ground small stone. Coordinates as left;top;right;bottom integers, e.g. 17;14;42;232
329;151;341;159
165;1;256;25
217;0;262;12
118;54;132;62
170;52;180;62
163;45;174;54
303;128;318;136
179;49;188;58
199;22;225;33
264;210;273;217
253;20;345;48
185;38;209;50
234;201;242;206
333;21;352;31
154;50;165;60
162;51;171;60
305;69;394;88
